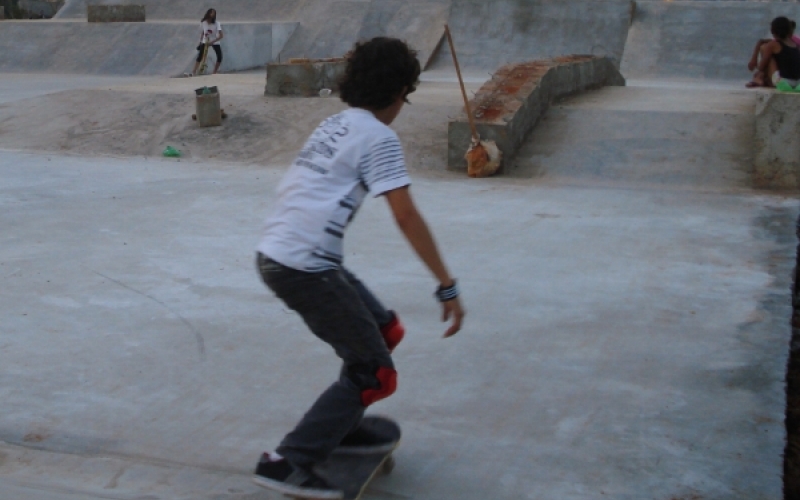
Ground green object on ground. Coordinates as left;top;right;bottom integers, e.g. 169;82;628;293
162;146;181;157
776;80;794;92
202;86;211;95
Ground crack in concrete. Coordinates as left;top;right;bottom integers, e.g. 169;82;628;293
87;268;206;361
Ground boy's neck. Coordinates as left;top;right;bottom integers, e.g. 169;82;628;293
358;99;404;126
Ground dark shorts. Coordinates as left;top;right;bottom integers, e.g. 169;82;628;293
196;44;223;63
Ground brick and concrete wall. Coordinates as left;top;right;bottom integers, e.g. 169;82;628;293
754;92;800;190
448;56;625;172
265;59;347;97
87;4;144;22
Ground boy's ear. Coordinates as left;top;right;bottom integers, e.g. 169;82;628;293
397;86;409;103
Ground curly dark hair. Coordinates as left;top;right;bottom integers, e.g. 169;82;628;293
339;37;421;110
772;16;793;40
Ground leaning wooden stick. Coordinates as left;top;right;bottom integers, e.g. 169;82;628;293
443;24;502;178
444;24;479;143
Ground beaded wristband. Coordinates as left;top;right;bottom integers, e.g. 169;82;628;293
434;280;459;302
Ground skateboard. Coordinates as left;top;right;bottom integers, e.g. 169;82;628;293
286;416;401;500
198;40;211;75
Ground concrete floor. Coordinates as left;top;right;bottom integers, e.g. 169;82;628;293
0;73;797;500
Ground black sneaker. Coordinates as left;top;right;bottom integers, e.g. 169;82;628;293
252;453;343;499
334;418;400;455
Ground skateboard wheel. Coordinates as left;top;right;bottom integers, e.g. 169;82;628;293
381;455;395;475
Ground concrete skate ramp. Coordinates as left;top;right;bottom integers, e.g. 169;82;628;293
621;1;800;80
33;0;800;80
277;0;450;67
52;0;449;74
55;0;304;20
0;21;296;76
427;0;634;72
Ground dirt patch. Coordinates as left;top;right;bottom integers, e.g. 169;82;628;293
0;81;471;172
0;89;343;164
22;433;49;443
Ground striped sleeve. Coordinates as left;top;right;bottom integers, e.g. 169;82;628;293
359;135;411;197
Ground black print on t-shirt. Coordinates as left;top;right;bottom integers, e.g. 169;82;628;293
312;187;366;267
295;116;350;175
295;158;328;175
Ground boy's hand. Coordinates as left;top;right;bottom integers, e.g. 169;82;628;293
748;58;757;72
441;297;465;338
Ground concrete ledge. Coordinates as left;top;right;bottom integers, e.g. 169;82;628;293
265;59;347;97
448;56;625;171
755;92;800;190
87;5;144;22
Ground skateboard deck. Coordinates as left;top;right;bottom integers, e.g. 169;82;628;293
198;41;211;75
289;416;401;500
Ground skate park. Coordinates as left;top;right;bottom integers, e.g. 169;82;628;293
1;0;800;499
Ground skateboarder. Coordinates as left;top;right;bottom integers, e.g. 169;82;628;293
252;37;465;499
192;8;223;75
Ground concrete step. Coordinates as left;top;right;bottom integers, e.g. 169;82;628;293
510;83;758;190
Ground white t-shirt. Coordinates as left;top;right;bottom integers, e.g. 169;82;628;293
258;108;411;272
200;21;222;45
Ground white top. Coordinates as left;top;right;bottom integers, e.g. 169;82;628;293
200;21;222;45
258;108;411;272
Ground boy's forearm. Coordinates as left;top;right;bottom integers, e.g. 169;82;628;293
396;210;454;287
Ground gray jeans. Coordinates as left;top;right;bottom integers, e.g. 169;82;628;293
256;253;395;466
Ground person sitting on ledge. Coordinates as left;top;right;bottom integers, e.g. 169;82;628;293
747;16;800;88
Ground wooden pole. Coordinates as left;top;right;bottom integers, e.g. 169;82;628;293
444;24;479;143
